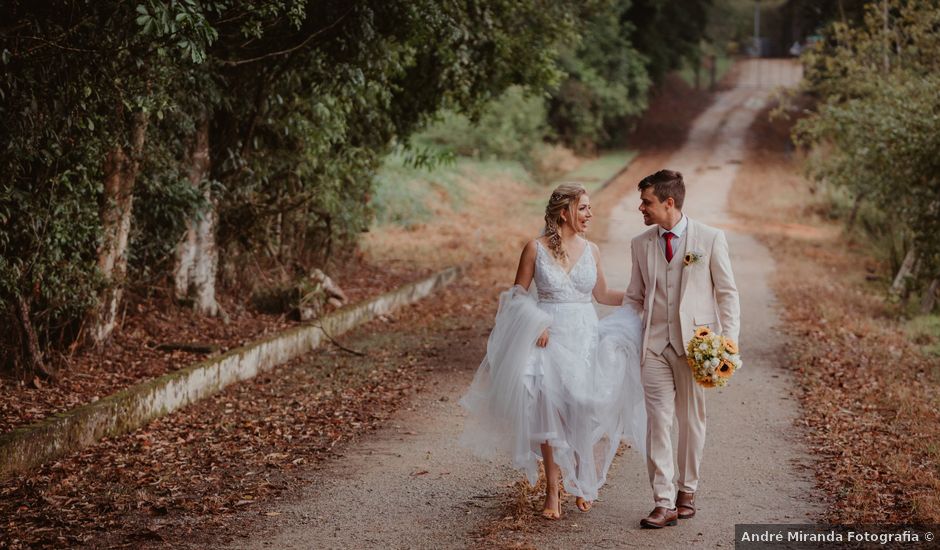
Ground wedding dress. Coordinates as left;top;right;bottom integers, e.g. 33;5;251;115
460;241;646;500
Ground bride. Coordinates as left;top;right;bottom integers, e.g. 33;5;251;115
460;183;645;518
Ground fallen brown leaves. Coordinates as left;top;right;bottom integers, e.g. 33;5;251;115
0;136;539;548
0;275;501;549
0;256;420;435
732;100;940;524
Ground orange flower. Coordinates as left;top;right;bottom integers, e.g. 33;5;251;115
723;338;739;354
694;326;711;338
717;360;735;378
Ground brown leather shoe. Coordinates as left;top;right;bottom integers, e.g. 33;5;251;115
640;506;678;528
676;490;696;519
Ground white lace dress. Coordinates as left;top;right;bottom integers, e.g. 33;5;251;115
460;241;645;500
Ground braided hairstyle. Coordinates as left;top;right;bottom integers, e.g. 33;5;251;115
543;183;587;262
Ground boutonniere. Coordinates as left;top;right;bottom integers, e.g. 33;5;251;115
683;251;704;266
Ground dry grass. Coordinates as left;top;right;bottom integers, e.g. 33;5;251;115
731;100;940;523
361;168;546;285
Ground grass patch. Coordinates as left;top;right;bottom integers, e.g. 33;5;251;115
553;149;636;193
372;151;539;227
904;314;940;357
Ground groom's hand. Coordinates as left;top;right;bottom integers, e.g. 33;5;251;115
536;328;549;348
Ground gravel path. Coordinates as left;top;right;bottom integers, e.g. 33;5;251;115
219;59;818;550
525;58;816;549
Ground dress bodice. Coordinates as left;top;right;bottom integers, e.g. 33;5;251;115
533;240;596;303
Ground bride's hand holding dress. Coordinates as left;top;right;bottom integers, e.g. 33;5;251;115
459;183;645;518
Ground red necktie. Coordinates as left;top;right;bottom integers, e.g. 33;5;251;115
664;232;675;262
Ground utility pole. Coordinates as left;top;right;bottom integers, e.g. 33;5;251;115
753;0;762;57
883;0;890;72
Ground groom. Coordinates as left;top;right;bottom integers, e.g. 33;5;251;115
622;169;740;529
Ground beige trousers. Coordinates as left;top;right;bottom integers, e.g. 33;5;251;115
642;345;707;508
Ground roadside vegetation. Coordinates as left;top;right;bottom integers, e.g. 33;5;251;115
731;4;940;517
796;0;939;317
735;100;940;524
1;0;714;382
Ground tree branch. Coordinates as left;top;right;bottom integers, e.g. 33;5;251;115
218;9;352;66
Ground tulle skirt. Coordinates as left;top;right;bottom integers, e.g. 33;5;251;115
459;286;645;500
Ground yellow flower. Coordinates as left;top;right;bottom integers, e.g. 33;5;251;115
723;338;739;354
684;252;703;266
694;326;711;338
717;360;735;378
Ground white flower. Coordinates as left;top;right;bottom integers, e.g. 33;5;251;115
709;357;720;367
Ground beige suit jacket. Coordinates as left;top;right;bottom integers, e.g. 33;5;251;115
623;218;740;363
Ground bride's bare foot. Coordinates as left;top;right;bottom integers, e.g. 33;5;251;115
575;497;593;512
541;483;562;519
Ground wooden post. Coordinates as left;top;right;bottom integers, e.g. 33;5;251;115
709;55;717;90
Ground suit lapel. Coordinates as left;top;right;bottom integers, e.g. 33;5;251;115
640;230;658;363
646;230;658;316
679;218;696;303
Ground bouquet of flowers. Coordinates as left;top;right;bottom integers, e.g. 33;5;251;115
685;326;741;388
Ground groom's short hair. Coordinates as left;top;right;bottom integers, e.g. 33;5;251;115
638;169;685;209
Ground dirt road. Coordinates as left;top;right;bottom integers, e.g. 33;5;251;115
218;59;817;549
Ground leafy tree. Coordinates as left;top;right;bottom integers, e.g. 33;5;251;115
0;0;217;374
548;0;651;152
1;0;589;377
627;0;712;80
796;0;940;308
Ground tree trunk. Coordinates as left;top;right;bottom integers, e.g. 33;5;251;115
920;278;939;315
890;246;917;299
173;111;220;316
846;192;866;232
90;111;148;345
14;296;56;379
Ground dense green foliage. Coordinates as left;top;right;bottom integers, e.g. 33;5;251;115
627;0;712;79
1;1;218;367
1;0;727;374
796;0;940;297
548;0;650;152
412;86;548;162
0;0;587;372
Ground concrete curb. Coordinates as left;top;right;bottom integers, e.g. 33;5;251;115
595;159;634;195
0;266;461;478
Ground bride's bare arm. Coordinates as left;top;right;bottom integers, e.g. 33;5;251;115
513;240;538;289
513;240;549;347
590;242;625;306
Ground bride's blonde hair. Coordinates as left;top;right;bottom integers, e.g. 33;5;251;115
543;183;587;261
